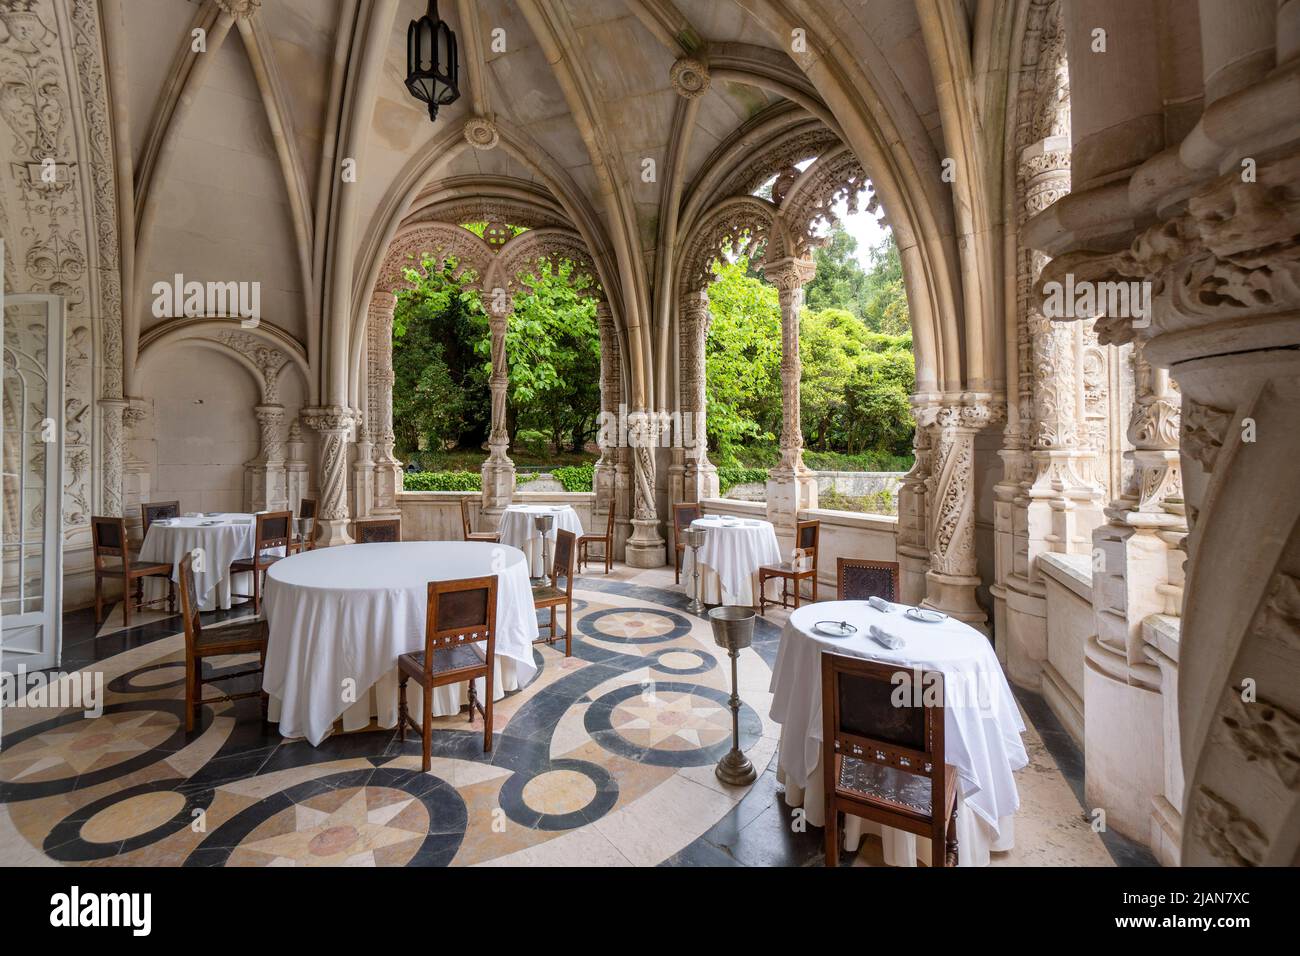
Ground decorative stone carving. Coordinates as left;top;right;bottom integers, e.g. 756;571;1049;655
669;57;710;99
245;403;287;512
624;409;666;568
301;406;355;546
463;116;500;150
1218;693;1300;789
1191;788;1266;867
677;290;718;503
215;330;290;403
213;0;261;18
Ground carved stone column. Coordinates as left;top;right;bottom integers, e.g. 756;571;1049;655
284;418;309;516
301;406;355;546
923;396;1003;631
897;398;939;606
762;257;818;550
245;403;287;512
624;410;667;568
592;301;622;545
480;298;516;527
121;402;152;543
679;290;719;503
351;423;375;521
97;398;128;517
367;293;402;515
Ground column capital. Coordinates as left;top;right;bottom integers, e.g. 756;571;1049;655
761;256;817;292
301;405;354;434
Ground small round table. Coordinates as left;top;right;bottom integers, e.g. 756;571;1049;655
138;513;261;611
498;504;584;577
769;600;1028;866
262;541;539;745
683;515;782;606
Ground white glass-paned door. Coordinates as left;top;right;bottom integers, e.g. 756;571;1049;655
2;293;65;672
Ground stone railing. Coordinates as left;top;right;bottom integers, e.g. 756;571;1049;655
1038;552;1092;745
398;490;597;540
723;470;904;508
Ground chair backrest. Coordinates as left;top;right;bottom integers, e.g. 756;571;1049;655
821;652;945;794
459;497;474;539
355;518;401;543
298;497;317;520
141;500;180;535
552;529;577;594
672;502;702;544
837;558;901;602
91;516;129;568
255;511;293;554
424;575;498;672
177;551;203;652
796;519;820;570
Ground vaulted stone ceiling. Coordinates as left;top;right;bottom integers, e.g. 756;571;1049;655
106;0;978;413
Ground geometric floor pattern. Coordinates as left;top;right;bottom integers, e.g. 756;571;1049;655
0;566;1145;867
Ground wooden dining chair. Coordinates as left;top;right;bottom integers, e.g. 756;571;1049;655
758;518;821;615
354;517;401;543
230;510;292;613
290;497;317;554
178;552;268;733
672;502;702;584
399;575;498;769
532;529;576;657
460;496;500;543
836;558;902;603
578;505;616;574
140;500;180;537
821;652;958;868
92;516;176;628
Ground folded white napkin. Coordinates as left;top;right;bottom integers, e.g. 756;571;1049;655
868;624;905;650
867;596;894;613
231;518;253;525
184;512;201;518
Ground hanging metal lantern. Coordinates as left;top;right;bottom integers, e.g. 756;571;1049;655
405;0;460;123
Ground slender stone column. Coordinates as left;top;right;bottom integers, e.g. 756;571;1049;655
97;398;128;517
301;406;355;546
762;257;818;551
624;410;667;568
678;290;719;502
593;301;622;541
284;418;309;516
897;398;939;606
351;423;375;521
245;403;287;512
367;293;402;515
923;395;1003;631
480;296;516;527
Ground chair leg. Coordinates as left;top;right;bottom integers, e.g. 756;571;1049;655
812;574;818;602
758;574;767;616
94;575;104;626
793;576;801;610
605;540;612;574
564;599;572;657
421;683;433;773
946;801;959;866
931;824;947;868
825;808;840;866
186;657;199;733
123;578;133;629
675;546;681;584
169;577;177;614
483;671;494;753
259;645;268;722
397;674;408;742
252;567;262;615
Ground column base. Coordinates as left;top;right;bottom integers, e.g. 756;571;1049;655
625;518;667;568
922;570;989;634
315;517;354;548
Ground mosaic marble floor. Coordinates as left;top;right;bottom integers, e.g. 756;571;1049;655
0;565;1148;867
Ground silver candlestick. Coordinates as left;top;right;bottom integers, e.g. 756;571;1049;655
532;512;556;587
685;526;707;614
708;606;757;786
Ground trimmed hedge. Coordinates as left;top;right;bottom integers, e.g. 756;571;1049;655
717;466;769;495
401;470;481;491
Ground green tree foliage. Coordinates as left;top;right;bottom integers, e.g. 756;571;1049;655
804;224;910;335
392;254;599;462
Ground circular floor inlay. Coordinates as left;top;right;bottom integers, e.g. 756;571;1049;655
579;607;693;644
81;791;187;844
659;651;703;669
521;770;598;816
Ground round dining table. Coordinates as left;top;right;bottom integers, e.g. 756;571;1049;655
769;599;1028;866
262;541;540;746
682;514;782;606
138;512;263;611
497;503;584;577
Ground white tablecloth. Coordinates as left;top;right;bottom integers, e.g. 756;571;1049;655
770;600;1028;866
682;515;782;606
262;541;540;745
498;504;584;577
139;513;260;611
